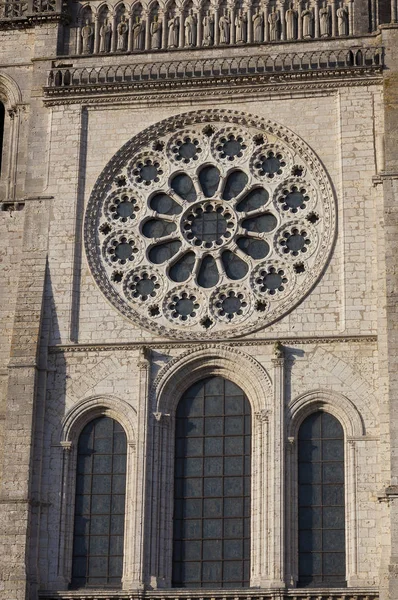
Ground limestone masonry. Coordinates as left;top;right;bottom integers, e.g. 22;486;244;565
0;1;397;599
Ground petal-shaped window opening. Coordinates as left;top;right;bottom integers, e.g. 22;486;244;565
169;252;196;282
142;219;177;239
149;240;182;264
236;188;269;212
222;250;249;280
237;237;270;260
197;254;219;288
150;193;182;215
241;213;277;233
171;174;197;202
222;170;248;201
199;165;220;198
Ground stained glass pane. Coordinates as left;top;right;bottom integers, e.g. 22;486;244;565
298;412;346;588
150;192;182;215
199;166;220;197
222;250;249;280
236;188;269;212
241;213;277;233
169;252;196;282
173;377;251;588
149;240;181;264
142;219;176;238
71;417;127;589
237;237;269;260
172;174;197;202
197;255;219;288
222;170;248;200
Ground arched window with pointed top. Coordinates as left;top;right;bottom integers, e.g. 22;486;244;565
297;411;346;588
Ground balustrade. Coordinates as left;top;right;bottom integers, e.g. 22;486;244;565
46;45;383;90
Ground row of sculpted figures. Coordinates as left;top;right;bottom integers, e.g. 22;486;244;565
76;0;353;55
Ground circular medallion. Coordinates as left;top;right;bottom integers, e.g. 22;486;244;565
85;109;336;339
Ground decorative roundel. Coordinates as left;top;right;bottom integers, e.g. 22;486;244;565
85;109;336;339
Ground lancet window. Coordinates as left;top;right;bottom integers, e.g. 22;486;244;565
71;416;127;588
172;376;251;588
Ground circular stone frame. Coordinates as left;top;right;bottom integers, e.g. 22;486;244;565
84;109;337;340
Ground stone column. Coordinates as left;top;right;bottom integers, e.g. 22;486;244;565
392;0;397;23
94;16;100;54
128;12;134;51
214;6;220;45
125;347;151;588
111;12;117;52
331;0;337;35
178;10;184;47
76;22;82;54
197;9;203;46
230;4;236;43
279;2;286;40
314;0;320;37
348;0;353;34
269;342;286;587
297;3;302;38
145;11;151;50
247;4;253;42
264;2;269;41
162;11;168;49
0;199;51;600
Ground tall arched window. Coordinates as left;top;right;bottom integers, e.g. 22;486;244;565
172;376;251;588
71;416;127;588
0;101;5;174
298;411;346;588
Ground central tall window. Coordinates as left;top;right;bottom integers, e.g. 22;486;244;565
172;376;251;588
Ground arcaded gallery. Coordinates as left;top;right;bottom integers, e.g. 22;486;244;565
0;1;398;600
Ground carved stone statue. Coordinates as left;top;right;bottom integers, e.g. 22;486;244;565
132;16;145;50
202;10;214;46
302;3;313;38
81;19;94;54
99;18;111;53
337;3;348;36
184;9;197;47
319;2;329;37
252;8;263;43
117;15;129;51
150;15;162;49
268;7;279;42
219;9;230;44
168;15;179;48
235;9;247;43
285;2;296;41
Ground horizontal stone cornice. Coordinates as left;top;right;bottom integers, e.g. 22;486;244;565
43;45;383;104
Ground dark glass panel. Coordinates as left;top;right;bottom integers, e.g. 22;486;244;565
71;417;127;589
236;187;269;212
222;250;249;280
222;170;248;200
169;251;196;282
199;165;220;197
237;237;270;260
150;192;182;215
142;218;176;238
148;240;181;264
298;412;346;588
173;377;251;588
241;213;278;233
171;173;197;201
197;254;219;288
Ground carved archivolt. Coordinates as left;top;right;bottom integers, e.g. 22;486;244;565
84;109;336;339
150;343;273;416
75;0;352;55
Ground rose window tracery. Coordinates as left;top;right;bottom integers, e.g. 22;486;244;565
85;110;336;339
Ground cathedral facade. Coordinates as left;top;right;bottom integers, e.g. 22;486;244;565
0;1;397;599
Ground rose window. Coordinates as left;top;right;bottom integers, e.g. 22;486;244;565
85;110;336;339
